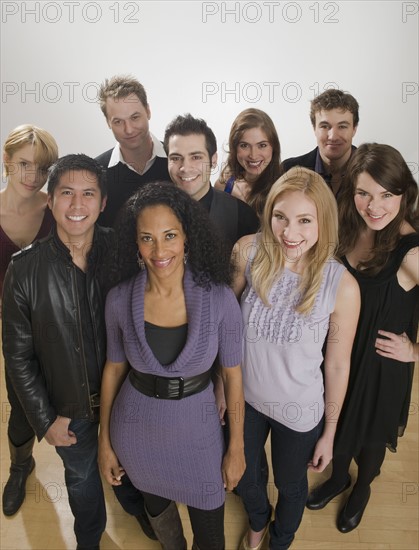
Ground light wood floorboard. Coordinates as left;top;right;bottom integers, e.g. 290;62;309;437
1;352;417;549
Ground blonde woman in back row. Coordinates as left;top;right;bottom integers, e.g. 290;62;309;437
1;124;58;517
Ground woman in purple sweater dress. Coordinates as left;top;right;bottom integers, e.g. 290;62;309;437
99;182;245;549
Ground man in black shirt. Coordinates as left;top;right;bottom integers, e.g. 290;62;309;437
96;75;170;227
164;114;259;251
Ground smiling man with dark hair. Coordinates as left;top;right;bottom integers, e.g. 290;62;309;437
2;154;112;550
282;89;359;197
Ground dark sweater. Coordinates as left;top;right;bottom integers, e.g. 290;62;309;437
96;148;170;227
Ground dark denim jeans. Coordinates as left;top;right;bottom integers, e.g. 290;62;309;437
236;403;323;550
55;419;106;547
112;470;147;516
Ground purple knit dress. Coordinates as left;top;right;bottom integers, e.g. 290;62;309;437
105;268;242;510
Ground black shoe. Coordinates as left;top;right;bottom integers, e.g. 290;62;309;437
2;456;35;516
76;545;99;550
337;487;371;533
306;475;351;510
135;511;158;540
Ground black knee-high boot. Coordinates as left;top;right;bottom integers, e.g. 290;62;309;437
2;436;36;516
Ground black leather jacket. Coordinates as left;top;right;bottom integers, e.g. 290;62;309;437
2;225;113;440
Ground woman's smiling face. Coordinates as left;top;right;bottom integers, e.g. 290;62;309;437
354;171;402;231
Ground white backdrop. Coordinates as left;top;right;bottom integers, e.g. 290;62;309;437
1;0;418;186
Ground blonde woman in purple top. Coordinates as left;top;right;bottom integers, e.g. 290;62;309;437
232;167;360;550
1;124;58;517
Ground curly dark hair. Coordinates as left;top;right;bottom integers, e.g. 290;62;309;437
106;181;233;291
310;89;359;127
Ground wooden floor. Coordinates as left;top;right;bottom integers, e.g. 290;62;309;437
1;351;417;549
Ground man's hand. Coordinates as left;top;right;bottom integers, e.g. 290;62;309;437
44;416;77;447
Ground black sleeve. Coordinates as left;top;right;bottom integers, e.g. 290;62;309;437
236;201;260;239
2;263;57;440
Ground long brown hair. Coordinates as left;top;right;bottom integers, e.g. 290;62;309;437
338;143;419;275
220;108;282;217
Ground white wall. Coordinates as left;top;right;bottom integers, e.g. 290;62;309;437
1;0;418;186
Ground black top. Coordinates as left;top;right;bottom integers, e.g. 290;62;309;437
282;145;357;198
145;322;188;366
75;268;101;394
335;234;419;455
199;186;259;251
95;148;171;227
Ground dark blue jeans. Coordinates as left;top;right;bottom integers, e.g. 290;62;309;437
112;471;147;516
236;403;323;550
55;419;106;547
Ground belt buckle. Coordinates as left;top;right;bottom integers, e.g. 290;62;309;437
173;377;184;400
153;376;184;399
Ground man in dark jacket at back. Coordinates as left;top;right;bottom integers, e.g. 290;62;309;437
282;89;359;197
2;154;111;550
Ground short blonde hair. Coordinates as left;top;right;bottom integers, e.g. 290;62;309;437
3;124;58;177
252;167;339;314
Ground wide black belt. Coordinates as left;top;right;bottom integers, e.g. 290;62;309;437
129;369;212;400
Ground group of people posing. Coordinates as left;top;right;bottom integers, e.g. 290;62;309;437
1;77;418;550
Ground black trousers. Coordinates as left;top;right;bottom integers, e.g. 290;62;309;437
6;371;35;446
112;472;149;517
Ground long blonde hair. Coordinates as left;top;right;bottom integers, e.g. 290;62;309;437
251;167;339;314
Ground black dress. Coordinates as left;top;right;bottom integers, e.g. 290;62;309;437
334;234;419;455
